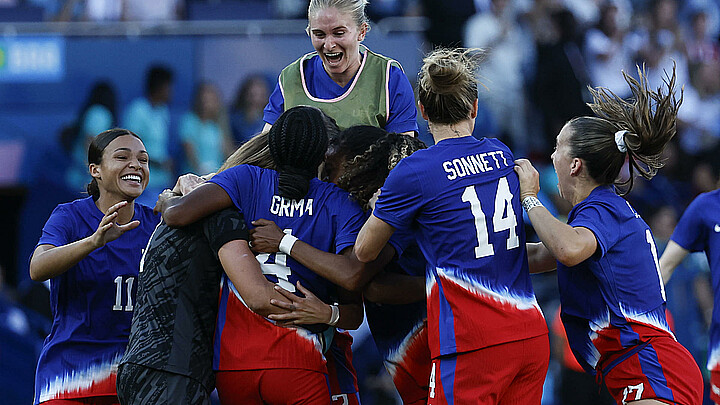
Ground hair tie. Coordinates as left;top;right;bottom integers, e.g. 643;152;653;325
614;130;628;153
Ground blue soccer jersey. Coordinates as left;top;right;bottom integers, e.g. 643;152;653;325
558;186;672;373
670;189;720;371
373;136;547;358
33;197;159;404
263;49;418;134
209;164;366;372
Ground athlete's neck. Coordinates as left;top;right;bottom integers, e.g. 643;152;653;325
430;119;475;143
95;195;136;224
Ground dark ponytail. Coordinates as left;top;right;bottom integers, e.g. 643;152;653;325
333;126;427;210
267;106;328;200
567;64;682;195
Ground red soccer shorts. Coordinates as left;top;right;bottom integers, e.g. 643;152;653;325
326;331;360;405
598;336;703;405
390;322;431;405
427;334;549;405
711;369;720;404
215;369;332;405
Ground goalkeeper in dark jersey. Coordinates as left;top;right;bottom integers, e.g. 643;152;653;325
116;208;255;405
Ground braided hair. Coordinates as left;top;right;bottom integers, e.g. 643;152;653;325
565;64;682;195
330;125;427;210
267;106;329;200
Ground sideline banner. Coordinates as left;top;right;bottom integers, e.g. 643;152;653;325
0;36;64;82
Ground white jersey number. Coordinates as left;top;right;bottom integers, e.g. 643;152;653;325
256;229;295;292
429;362;436;399
461;177;520;259
622;383;644;404
112;275;135;311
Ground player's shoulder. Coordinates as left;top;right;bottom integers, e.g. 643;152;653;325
54;196;94;217
310;178;351;200
283;51;318;74
691;189;720;207
312;179;364;211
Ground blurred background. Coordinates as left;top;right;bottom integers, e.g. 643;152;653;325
0;0;718;403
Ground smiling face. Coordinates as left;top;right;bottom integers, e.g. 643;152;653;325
91;135;149;201
308;7;367;86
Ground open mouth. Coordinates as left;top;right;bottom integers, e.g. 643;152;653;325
121;174;143;184
324;52;343;63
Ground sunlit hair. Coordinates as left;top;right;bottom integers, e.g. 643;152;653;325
307;0;370;34
417;47;484;125
87;128;143;200
218;111;339;173
566;64;682;195
331;125;427;210
218;131;275;172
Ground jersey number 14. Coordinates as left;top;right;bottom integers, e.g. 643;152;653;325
461;177;520;258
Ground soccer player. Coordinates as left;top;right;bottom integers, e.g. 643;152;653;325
353;48;550;404
30;129;159;405
262;0;418;134
251;125;431;404
514;65;704;404
156;106;366;404
660;184;720;404
116;207;256;404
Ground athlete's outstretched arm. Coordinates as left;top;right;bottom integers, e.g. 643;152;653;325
218;239;290;317
363;272;424;305
515;159;597;267
30;201;140;282
658;240;690;283
526;242;557;274
158;182;233;228
250;218;395;291
355;214;395;263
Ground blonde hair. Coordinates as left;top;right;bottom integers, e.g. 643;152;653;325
218;132;275;173
307;0;370;33
417;48;484;125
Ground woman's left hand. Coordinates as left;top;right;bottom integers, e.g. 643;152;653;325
267;281;333;326
514;159;541;199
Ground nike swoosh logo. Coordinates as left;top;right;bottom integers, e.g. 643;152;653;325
715;224;720;233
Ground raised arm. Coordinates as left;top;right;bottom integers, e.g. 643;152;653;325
157;182;233;227
30;201;140;282
515;159;597;267
659;240;690;283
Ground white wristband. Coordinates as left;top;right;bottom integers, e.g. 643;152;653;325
328;304;340;326
522;196;543;212
278;233;298;255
